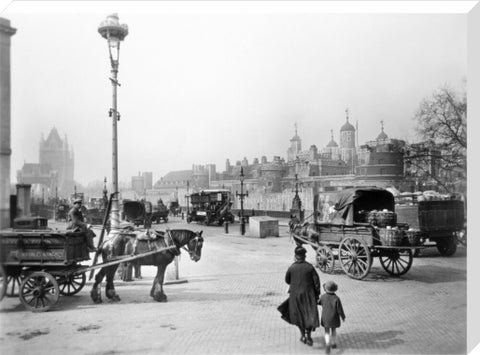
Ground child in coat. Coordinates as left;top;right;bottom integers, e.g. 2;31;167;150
318;281;345;354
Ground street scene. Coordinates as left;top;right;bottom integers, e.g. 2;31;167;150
0;1;477;355
0;217;468;355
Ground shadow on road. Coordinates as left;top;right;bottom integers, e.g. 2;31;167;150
404;265;466;284
317;330;405;351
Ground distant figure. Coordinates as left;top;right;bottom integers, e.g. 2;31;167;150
67;198;96;252
280;246;320;346
318;281;346;354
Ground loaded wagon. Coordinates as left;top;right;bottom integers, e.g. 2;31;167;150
0;216;176;312
396;195;465;256
291;187;422;280
122;200;154;227
152;200;169;224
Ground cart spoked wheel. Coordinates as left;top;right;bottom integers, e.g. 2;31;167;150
436;236;457;256
0;265;7;301
5;266;24;297
57;272;86;296
379;249;413;276
316;246;335;274
338;237;372;280
19;271;60;312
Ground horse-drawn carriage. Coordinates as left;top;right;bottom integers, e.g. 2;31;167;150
152;200;169;223
0;216;204;311
168;200;181;217
291;187;423;280
55;203;70;221
187;189;235;226
122;200;153;227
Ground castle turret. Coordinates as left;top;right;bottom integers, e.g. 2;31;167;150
340;109;356;170
287;123;302;162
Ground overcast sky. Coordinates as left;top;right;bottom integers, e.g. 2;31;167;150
2;2;467;186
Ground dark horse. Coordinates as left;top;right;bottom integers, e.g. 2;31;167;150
289;219;320;247
90;229;204;303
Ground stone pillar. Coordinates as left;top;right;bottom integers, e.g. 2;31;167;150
0;18;16;229
16;184;31;218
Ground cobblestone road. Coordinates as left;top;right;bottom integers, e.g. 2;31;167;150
0;217;467;354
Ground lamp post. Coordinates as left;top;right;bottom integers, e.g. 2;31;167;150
291;157;303;222
98;14;128;235
236;166;248;235
185;180;190;216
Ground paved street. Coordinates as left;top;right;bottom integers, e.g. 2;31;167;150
0;217;467;355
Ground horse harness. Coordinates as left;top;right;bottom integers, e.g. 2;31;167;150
165;229;202;259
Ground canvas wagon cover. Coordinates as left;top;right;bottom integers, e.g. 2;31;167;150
123;201;145;220
315;188;395;225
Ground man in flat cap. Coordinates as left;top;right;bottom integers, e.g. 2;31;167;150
283;246;321;346
67;199;96;252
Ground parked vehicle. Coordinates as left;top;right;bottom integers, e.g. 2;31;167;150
152;200;169;224
395;194;465;256
55;203;70;221
187;189;235;226
291;187;422;280
122;200;149;227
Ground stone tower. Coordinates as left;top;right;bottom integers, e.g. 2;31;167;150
287;123;302;162
340;108;356;170
39;128;75;197
0;18;16;228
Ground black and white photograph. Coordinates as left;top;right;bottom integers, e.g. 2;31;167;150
0;1;477;354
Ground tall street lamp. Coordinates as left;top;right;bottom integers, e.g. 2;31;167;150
98;14;128;235
236;166;248;235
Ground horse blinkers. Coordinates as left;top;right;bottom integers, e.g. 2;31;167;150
187;231;203;262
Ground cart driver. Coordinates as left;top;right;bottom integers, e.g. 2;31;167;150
67;199;97;252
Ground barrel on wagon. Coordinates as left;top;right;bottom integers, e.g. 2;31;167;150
291;187;418;280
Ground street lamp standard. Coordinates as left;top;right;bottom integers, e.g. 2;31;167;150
98;14;128;234
236;166;248;235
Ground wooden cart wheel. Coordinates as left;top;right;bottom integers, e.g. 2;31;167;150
19;271;60;312
57;272;86;296
436;236;457;256
338;237;372;280
5;267;24;297
315;246;335;274
379;249;413;276
0;265;6;301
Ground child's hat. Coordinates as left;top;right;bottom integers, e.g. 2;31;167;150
294;246;307;256
324;281;338;293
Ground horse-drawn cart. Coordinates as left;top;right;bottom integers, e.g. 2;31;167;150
291;188;422;280
0;217;176;312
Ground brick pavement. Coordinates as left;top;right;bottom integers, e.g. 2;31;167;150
0;217;467;354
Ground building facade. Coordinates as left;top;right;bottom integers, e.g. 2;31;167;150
17;127;75;199
155;115;413;201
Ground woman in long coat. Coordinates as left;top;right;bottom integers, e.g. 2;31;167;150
284;246;321;346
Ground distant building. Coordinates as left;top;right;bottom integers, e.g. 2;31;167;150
17;127;75;198
155;112;412;194
131;171;153;194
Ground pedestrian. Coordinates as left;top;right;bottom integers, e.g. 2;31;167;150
280;245;321;346
318;280;346;354
67;198;96;252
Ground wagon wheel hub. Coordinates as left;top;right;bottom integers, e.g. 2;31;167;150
350;252;358;261
33;286;45;298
